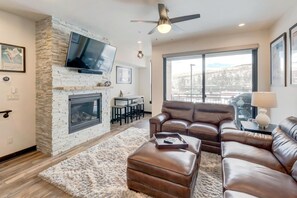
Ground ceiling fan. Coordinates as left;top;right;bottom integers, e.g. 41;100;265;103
131;3;200;34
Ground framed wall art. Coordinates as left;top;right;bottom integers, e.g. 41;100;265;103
270;33;286;86
116;66;132;84
0;43;26;73
289;23;297;85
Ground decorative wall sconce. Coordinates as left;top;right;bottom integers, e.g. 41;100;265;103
137;50;144;59
137;40;144;59
0;110;12;118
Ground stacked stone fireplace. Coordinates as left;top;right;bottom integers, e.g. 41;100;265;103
36;17;111;156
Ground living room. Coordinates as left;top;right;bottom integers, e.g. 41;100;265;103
0;0;297;197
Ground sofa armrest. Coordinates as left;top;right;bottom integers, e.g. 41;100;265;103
149;113;170;137
221;129;273;150
219;119;238;132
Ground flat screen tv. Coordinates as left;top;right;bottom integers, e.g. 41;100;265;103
65;32;117;74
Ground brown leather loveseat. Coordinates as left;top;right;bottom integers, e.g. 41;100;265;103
150;101;237;154
221;116;297;198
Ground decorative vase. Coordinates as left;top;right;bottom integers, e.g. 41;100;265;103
255;108;270;129
104;81;111;87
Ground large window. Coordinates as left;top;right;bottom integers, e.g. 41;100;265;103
165;55;203;102
164;49;257;124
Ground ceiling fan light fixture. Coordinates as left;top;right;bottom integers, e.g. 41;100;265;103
157;23;171;34
137;50;144;59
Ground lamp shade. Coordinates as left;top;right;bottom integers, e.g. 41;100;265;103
251;92;277;108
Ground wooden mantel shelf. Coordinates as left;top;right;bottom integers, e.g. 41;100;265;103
53;86;113;91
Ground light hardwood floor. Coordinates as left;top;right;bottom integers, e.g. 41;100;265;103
0;114;151;198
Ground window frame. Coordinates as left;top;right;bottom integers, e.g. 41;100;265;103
163;47;258;119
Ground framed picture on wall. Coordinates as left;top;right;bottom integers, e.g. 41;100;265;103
116;66;132;84
289;23;297;85
270;33;286;86
0;43;26;73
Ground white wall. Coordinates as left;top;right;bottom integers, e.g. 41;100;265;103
151;30;270;115
0;11;36;157
270;4;297;123
110;63;140;105
115;45;146;68
110;59;152;113
138;57;152;112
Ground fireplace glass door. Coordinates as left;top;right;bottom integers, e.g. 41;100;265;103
69;93;102;133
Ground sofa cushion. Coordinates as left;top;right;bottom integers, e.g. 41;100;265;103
224;190;258;198
162;101;194;122
188;122;219;142
162;119;190;135
194;103;235;125
221;129;273;150
219;120;238;132
222;141;286;173
223;158;297;198
272;117;297;174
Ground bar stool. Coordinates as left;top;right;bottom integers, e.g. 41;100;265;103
127;103;138;122
111;105;127;125
135;97;144;119
137;102;145;118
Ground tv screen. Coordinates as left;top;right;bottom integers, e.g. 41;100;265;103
66;32;116;74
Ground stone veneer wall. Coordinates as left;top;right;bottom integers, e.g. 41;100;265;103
36;17;112;156
36;17;53;155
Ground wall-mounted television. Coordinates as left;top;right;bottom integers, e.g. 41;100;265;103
65;32;117;75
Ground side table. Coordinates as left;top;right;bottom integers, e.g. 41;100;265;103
240;121;277;135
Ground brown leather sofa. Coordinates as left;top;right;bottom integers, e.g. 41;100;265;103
221;116;297;198
150;101;237;154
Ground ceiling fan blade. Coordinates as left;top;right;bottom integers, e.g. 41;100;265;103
148;26;157;35
158;3;168;19
171;24;183;33
170;14;201;23
130;20;158;23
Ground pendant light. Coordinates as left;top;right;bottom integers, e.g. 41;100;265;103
137;40;144;59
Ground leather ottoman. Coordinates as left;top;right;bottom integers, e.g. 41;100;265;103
127;133;201;198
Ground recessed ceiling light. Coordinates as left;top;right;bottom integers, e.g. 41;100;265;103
238;23;245;27
137;41;142;44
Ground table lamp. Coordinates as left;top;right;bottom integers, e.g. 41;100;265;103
251;92;277;129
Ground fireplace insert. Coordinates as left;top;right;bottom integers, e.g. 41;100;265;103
68;93;102;134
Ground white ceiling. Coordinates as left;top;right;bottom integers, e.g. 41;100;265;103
0;0;296;56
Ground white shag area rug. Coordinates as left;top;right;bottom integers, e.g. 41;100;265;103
39;127;222;198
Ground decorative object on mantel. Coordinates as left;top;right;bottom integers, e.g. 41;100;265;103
270;33;286;87
116;66;132;84
251;92;277;129
119;90;123;97
0;110;12;118
104;80;111;87
0;43;25;73
289;22;297;85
